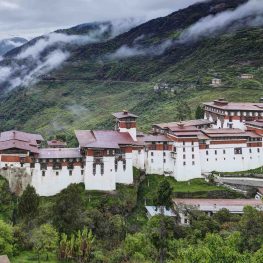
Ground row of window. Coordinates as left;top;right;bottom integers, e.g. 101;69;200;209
42;170;84;177
206;148;260;155
206;156;260;162
183;161;195;166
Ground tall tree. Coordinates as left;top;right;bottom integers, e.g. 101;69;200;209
195;105;204;119
52;184;85;234
18;185;39;219
239;206;263;252
31;224;58;262
0;219;13;256
154;180;174;263
176;100;191;121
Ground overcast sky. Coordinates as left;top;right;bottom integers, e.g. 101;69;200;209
0;0;205;39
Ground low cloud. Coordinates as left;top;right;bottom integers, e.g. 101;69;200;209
107;39;173;59
180;0;263;42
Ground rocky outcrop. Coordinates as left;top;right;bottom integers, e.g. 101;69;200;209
0;168;32;196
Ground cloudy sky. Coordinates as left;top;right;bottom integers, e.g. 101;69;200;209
0;0;204;39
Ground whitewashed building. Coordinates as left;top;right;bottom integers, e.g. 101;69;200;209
203;98;263;130
1;101;263;196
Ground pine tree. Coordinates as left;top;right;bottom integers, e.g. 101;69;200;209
18;185;39;219
195;105;204;119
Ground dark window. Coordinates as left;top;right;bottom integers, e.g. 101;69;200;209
223;150;226;154
40;163;47;170
215;150;217;155
123;160;126;170
163;152;166;157
258;148;260;153
56;171;59;176
192;154;194;159
93;163;96;175
151;152;154;156
206;150;208;155
81;170;84;175
183;154;186;159
53;162;62;170
115;160;118;171
234;148;242;154
183;162;186;166
42;171;45;177
192;147;194;152
101;163;104;175
69;170;73;176
183;148;185;152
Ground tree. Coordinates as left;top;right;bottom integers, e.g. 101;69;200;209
175;100;191;121
239;206;263;252
153;179;175;263
124;232;155;261
53;184;86;234
195;105;204;119
18;185;39;219
58;227;95;262
0;220;13;256
155;180;173;210
31;224;58;262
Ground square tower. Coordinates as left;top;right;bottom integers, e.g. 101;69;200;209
112;111;138;141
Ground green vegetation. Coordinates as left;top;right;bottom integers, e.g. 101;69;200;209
219;166;263;177
0;170;262;262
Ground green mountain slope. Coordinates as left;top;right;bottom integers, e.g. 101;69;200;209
0;0;262;141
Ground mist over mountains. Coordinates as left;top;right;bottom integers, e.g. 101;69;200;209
0;37;27;56
0;0;258;92
0;0;263;135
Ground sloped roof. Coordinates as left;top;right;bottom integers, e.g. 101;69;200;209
246;120;263;128
38;148;81;159
0;130;44;143
154;119;212;130
0;130;43;153
47;140;67;147
202;129;261;138
75;130;134;149
112;111;138;119
204;101;263;111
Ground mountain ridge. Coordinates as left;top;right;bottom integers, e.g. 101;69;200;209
0;0;262;141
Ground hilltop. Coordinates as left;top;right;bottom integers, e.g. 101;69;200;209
0;0;263;140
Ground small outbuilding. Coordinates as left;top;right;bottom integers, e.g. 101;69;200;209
240;74;254;79
211;78;222;87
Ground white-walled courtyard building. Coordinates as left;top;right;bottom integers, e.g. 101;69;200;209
1;100;263;196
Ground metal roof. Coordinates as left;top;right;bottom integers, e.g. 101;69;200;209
38;148;82;159
75;130;134;149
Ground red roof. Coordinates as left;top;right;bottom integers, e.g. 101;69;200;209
142;134;172;142
154;119;212;131
0;140;40;153
75;130;134;149
246;120;263;128
47;140;67;146
204;101;263;111
202;129;261;138
112;111;138;119
0;130;43;153
0;130;43;143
